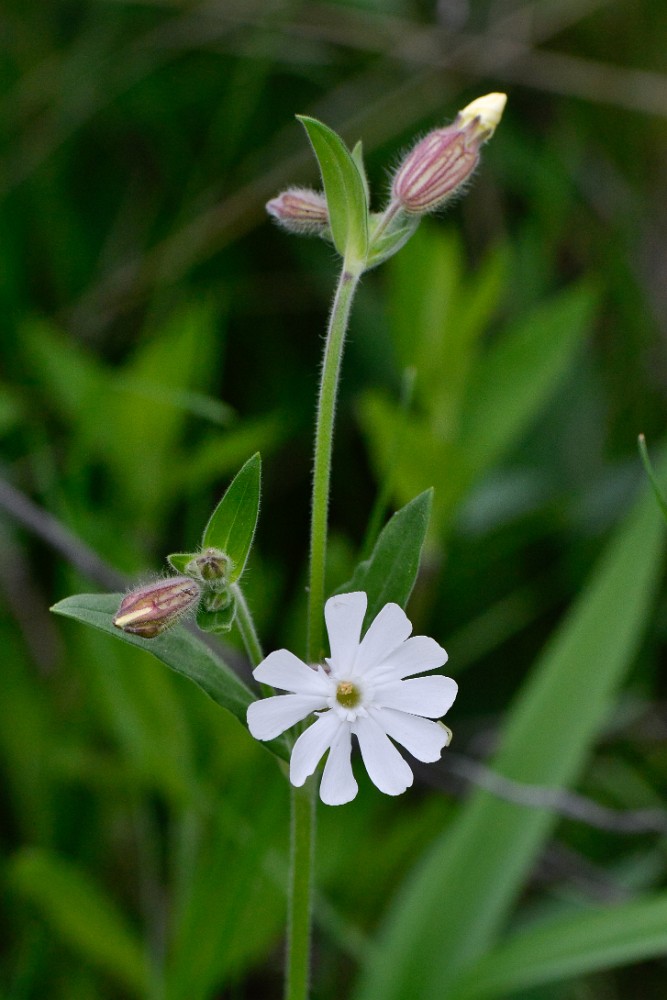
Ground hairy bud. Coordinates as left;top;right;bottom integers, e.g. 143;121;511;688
266;187;329;235
113;577;201;639
186;547;231;584
391;92;506;214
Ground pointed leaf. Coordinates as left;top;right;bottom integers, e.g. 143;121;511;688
338;490;432;627
297;116;368;263
51;593;289;762
367;213;419;269
167;552;196;574
351;140;370;204
459;282;598;476
202;453;261;583
455;892;667;999
638;434;667;523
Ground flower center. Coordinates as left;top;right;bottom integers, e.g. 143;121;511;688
336;680;361;709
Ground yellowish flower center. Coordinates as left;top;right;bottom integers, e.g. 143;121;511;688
336;680;361;709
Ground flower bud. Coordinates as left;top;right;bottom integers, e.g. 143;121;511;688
186;547;231;584
391;92;506;214
265;187;329;235
113;577;201;639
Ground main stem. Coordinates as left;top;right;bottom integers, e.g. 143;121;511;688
232;582;264;667
285;261;361;1000
286;779;316;1000
307;263;362;663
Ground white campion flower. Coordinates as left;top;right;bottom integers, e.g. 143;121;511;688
246;591;457;805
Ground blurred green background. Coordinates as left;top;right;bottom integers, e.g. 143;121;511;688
2;0;667;997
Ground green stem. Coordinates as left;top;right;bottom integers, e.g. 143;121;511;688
231;582;264;667
286;779;316;1000
307;263;363;663
285;258;362;1000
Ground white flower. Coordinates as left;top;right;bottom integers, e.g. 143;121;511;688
246;591;457;806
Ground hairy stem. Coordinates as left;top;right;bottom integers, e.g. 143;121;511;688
307;264;362;663
286;778;317;1000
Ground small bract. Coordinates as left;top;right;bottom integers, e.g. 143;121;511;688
247;592;457;805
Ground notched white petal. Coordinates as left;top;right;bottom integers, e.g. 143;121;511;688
253;648;331;695
325;592;367;674
247;693;327;741
290;710;341;786
353;714;414;796
370;706;449;762
319;725;358;805
370;635;448;681
375;675;458;719
355;602;412;674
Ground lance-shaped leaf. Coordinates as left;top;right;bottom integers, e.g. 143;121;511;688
51;593;289;762
338;489;432;628
297;116;369;264
166;552;196;574
202;452;261;583
453;891;667;999
351;139;370;204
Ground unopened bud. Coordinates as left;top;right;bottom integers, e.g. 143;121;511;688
391;92;506;214
266;187;329;235
186;547;231;584
113;577;201;639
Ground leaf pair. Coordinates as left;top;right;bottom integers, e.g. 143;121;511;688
298;117;419;271
167;452;261;634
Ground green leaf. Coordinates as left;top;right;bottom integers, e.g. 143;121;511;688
459;282;598;476
9;848;149;996
51;593;289;763
454;892;667;999
350;139;370;204
167;552;196;574
202;452;261;583
366;213;419;270
638;433;667;523
338;490;432;627
197;592;237;634
297;116;368;263
353;462;666;1000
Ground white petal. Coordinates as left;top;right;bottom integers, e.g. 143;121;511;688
319;725;358;805
375;676;458;719
325;592;367;674
369;707;448;762
354;603;412;675
247;694;327;741
369;635;448;681
290;710;342;786
353;714;413;796
253;649;331;696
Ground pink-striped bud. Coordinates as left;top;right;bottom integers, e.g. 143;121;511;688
113;577;201;639
391;92;506;214
266;187;329;235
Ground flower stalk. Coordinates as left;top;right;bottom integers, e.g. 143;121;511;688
307;263;363;664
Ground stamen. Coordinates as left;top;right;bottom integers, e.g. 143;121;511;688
336;680;361;709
